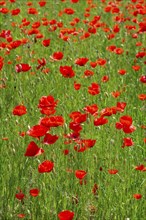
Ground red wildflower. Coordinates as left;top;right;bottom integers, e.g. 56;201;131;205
133;194;142;200
24;141;44;157
11;8;20;16
28;8;38;15
122;137;134;148
75;170;87;179
75;57;89;66
74;81;81;90
64;8;75;15
15;64;31;73
10;40;21;49
27;125;49;138
12;105;27;116
135;164;145;171
69;122;82;132
58;210;74;220
88;83;100;95
17;214;25;218
111;91;121;98
38;1;46;7
40;116;64;127
101;75;109;82
118;69;127;75
94;117;108;126
90;61;97;68
38;160;54;173
139;75;146;83
114;48;124;55
37;58;46;70
60;66;75;78
29;188;40;197
83;104;98;115
108;169;118;174
138;94;146;101
42;39;51;47
71;0;79;3
92;183;99;195
69;111;87;124
51;51;63;61
43;133;59;145
96;58;107;66
84;69;94;77
132;65;140;71
15;191;25;200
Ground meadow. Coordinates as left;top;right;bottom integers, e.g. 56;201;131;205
0;0;146;219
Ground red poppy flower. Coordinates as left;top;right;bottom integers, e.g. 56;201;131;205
71;0;79;3
135;164;145;171
15;64;31;73
139;75;146;83
60;66;75;78
108;169;118;174
27;125;49;138
132;65;140;71
64;8;75;15
13;105;27;116
114;48;124;55
40;116;64;127
0;8;9;14
10;40;21;49
38;160;54;173
83;104;98;115
69;111;87;124
118;69;127;75
122;137;134;148
29;188;40;197
75;57;89;66
43;133;59;145
75;170;87;179
58;210;74;220
84;70;94;77
94;117;108;126
101;75;109;82
74;81;81;90
51;51;63;61
111;91;121;98
69;122;82;132
133;194;142;200
120;115;132;127
88;83;100;95
90;61;97;68
138;94;146;101
116;102;127;112
28;8;38;15
15;191;25;200
24;141;44;157
96;58;107;66
38;1;46;7
17;214;25;218
42;39;51;47
11;8;20;16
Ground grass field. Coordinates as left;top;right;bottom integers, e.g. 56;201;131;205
0;0;146;219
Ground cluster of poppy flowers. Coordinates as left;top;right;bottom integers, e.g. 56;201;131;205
1;0;145;219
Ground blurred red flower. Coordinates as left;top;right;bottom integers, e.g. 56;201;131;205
29;188;40;197
13;105;27;116
27;125;49;138
24;141;44;157
75;57;89;66
58;210;74;220
60;66;75;78
133;194;142;200
38;160;54;173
